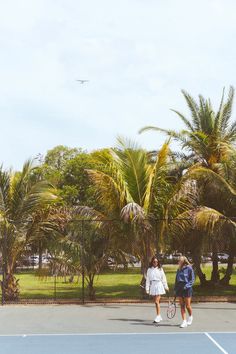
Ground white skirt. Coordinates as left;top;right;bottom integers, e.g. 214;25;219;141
149;281;166;296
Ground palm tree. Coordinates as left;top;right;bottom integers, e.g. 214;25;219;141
165;166;236;285
0;160;57;300
168;206;236;286
71;220;111;300
140;87;236;285
29;205;73;271
140;87;236;169
46;216;113;300
79;137;172;287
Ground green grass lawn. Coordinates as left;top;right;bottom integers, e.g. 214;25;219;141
9;265;236;300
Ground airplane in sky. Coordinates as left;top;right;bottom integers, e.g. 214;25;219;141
76;79;89;84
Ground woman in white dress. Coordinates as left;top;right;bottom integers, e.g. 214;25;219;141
146;256;169;323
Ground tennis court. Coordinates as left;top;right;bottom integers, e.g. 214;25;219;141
0;303;235;354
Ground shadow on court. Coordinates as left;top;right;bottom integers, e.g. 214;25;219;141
109;318;180;327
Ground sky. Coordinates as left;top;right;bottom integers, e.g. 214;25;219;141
1;0;236;169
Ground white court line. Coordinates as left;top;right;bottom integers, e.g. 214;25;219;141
0;331;234;337
0;332;206;337
205;333;228;354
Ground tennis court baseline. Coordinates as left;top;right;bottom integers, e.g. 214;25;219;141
0;332;235;354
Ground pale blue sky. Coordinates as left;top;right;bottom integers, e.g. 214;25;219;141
1;0;236;169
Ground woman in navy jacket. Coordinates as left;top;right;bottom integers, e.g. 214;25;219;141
174;256;195;328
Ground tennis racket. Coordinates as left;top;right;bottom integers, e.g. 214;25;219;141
167;296;176;319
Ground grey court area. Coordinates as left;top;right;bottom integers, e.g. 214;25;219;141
0;303;235;354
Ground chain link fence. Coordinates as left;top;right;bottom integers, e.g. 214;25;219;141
1;218;236;304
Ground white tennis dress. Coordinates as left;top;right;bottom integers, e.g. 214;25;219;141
145;266;168;296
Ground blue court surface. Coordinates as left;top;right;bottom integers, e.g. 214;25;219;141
0;332;235;354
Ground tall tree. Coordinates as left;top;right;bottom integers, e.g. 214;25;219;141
165;166;236;285
140;87;236;285
0;160;57;300
79;137;172;286
140;87;236;169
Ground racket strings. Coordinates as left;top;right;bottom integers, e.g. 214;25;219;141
167;297;177;319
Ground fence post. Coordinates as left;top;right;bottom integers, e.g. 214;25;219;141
81;220;85;304
1;229;4;306
53;274;57;301
1;228;7;306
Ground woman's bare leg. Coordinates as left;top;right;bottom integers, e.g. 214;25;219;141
185;297;192;316
179;297;186;320
154;295;161;315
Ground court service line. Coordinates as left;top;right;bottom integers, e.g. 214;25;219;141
205;333;228;354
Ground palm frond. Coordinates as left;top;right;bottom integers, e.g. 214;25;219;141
120;202;146;222
169;207;236;248
86;169;130;216
214;87;225;133
181;90;200;130
184;167;236;215
143;140;170;213
139;126;179;137
74;206;107;221
114;137;148;205
0;166;10;213
170;109;195;131
221;86;235;131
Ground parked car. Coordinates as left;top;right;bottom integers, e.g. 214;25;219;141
217;253;229;263
42;255;51;264
202;253;212;263
29;255;39;265
15;256;31;268
161;254;173;264
157;253;166;263
172;253;183;264
126;254;139;264
186;252;193;263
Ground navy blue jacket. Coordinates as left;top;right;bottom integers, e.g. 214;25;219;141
175;265;195;290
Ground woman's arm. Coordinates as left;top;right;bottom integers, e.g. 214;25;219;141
161;268;169;290
184;266;195;289
145;269;150;294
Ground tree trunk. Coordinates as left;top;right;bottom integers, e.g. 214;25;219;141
139;230;154;298
87;274;96;300
3;273;20;301
211;245;219;284
140;251;152;298
192;251;207;286
1;259;20;301
140;258;149;297
69;275;74;283
1;257;20;301
140;256;150;279
220;246;236;285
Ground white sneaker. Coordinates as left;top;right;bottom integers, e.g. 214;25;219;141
153;315;162;323
180;320;188;328
187;316;193;325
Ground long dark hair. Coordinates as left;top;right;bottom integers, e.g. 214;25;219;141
149;256;162;269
